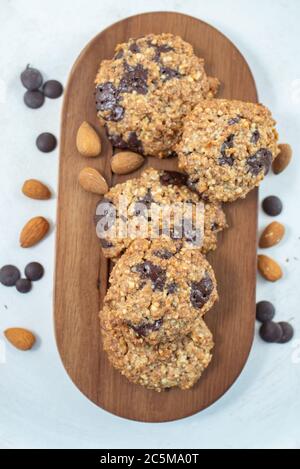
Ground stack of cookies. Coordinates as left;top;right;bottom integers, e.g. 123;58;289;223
94;33;279;391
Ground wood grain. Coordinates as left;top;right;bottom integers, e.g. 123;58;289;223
54;12;258;422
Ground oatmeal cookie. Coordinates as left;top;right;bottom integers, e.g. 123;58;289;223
177;99;279;202
101;317;213;392
100;237;218;345
94;168;226;258
95;33;219;158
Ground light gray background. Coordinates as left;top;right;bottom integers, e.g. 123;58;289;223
0;0;300;449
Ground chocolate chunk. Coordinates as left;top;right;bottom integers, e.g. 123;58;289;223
256;301;275;323
262;196;283;216
211;222;219;231
228;116;241;125
114;49;124;59
25;262;44;281
95;198;116;232
250;129;260;144
186;178;200;193
153;249;174;259
278;322;294;343
119;63;148;95
109;105;125;121
130;318;163;337
247;148;272;175
43;80;63;99
166;150;178;158
160;66;181;81
159;171;188;187
36;132;57;152
99;238;114;248
150;43;174;62
133;261;166;291
166;282;177;294
16;278;32;293
108;134;128;149
20;65;43;91
0;265;21;287
24;90;45;109
219;134;235;166
259;321;283;343
190;273;213;309
129;42;140;53
96;82;124;122
127;131;144;153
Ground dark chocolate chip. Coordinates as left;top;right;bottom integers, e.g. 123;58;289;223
250;129;260;144
190;273;213;309
166;282;177;294
153;249;174;259
262;196;283;216
160;66;181;81
127;131;144;153
277;322;294;343
186;178;200;193
95;82;124;122
166;150;178;158
219;134;235;166
119;63;148;95
228;116;241;125
24;262;44;281
36;132;57;152
108;133;128;149
99;238;114;248
133;261;166;291
114;49;124;59
149;43;175;62
256;301;275;323
130;318;163;337
259;321;283;343
211;222;219;231
247;148;272;175
43;80;63;99
0;265;21;287
129;42;140;53
24;90;45;109
20;65;43;91
159;171;188;187
16;278;32;293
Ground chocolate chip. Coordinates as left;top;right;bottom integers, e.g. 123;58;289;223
166;282;177;294
160;66;181;81
25;262;44;281
114;49;124;59
262;196;283;216
130;318;163;337
127;131;143;153
256;301;275;322
43;80;63;99
24;90;45;109
190;273;213;309
96;82;124;122
186;178;200;193
0;265;21;287
228;116;241;125
247;148;272;175
133;261;166;291
259;321;283;343
166;150;178;158
159;171;188;187
36;132;57;152
16;278;32;293
149;43;174;62
250;129;260;144
108;134;128;149
99;238;114;248
219;134;235;166
120;62;148;95
211;222;219;231
153;249;174;259
129;42;140;53
278;322;294;343
20;65;43;91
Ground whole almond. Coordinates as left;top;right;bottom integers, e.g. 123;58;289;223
22;179;51;200
258;255;283;282
20;216;50;248
78;167;108;194
76;121;101;157
259;221;285;248
272;143;292;174
4;328;36;351
111;151;144;175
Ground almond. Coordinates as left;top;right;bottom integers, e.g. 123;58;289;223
111;151;144;175
22;179;51;200
259;222;285;248
258;255;283;282
272;143;292;174
4;328;36;350
20;216;50;248
78;167;108;194
76;121;101;157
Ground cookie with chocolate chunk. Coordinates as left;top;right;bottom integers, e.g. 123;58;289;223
95;33;219;158
101;316;213;392
100;237;218;345
94;168;226;258
177;99;279;202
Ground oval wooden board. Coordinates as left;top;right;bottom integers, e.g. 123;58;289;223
54;12;258;422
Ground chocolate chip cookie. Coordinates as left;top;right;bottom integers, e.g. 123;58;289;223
95;34;219;158
95;168;226;258
177;99;279;202
100;237;218;345
101;317;213;391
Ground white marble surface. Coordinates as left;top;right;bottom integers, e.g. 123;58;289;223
0;0;300;449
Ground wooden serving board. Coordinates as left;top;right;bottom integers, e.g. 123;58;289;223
54;12;258;422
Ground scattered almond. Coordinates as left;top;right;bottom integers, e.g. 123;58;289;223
111;151;144;175
259;222;285;248
22;179;51;200
4;328;36;350
78;167;108;194
258;255;283;282
272;143;292;174
76;121;101;157
20;216;50;248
